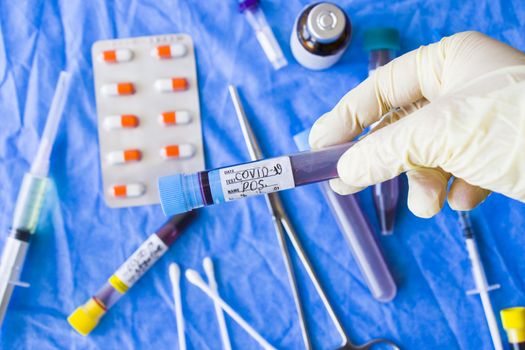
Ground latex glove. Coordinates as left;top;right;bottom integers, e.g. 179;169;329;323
309;31;525;218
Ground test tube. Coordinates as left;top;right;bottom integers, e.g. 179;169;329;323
294;130;396;302
501;307;525;350
68;212;195;336
238;0;288;70
158;142;353;216
363;27;401;235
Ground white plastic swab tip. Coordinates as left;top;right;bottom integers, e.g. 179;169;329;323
203;257;213;276
185;269;276;350
169;263;181;283
185;269;203;287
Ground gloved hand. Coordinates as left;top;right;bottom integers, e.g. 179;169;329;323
309;31;525;218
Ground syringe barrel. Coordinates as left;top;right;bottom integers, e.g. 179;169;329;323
11;173;48;235
158;143;353;216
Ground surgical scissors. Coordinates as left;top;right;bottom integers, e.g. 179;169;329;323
229;85;399;350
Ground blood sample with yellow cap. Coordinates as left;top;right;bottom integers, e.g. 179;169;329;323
501;307;525;350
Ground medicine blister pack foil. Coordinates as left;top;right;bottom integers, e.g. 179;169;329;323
92;34;204;208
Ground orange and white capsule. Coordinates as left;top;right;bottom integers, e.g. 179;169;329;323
107;149;142;165
101;82;135;96
154;78;188;92
98;49;133;63
104;114;139;130
159;110;191;126
110;183;145;198
160;144;195;159
151;44;187;59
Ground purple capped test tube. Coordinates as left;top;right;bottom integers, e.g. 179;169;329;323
364;27;401;235
158;143;353;216
294;130;396;302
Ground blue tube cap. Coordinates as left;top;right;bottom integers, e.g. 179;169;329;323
158;174;190;216
363;27;400;51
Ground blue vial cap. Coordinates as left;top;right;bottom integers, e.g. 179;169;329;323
363;27;400;51
158;174;191;216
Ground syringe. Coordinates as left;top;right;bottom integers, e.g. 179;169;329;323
0;71;71;326
458;211;503;350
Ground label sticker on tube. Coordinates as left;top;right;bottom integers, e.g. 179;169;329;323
219;156;295;201
114;234;168;288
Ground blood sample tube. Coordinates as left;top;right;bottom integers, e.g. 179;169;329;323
68;212;196;336
158;142;353;216
364;27;401;235
501;307;525;350
293;130;396;302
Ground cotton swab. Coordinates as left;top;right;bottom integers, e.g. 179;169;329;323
203;257;232;350
185;269;276;350
169;263;186;350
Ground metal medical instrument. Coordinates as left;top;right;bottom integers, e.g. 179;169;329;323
0;71;71;326
458;211;503;350
229;85;311;349
228;85;399;350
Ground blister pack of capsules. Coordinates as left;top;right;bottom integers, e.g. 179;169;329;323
92;34;204;208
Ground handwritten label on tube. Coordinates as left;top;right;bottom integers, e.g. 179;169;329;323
219;156;295;201
114;234;168;288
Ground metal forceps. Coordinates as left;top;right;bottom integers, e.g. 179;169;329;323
229;86;399;350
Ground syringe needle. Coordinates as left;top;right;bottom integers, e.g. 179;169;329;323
459;211;503;350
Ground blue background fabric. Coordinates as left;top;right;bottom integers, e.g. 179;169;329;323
1;0;525;349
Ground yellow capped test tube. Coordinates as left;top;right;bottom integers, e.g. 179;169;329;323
501;307;525;350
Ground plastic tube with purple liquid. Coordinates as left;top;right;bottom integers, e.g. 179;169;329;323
67;212;196;336
294;130;396;302
364;27;401;235
158;143;353;216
